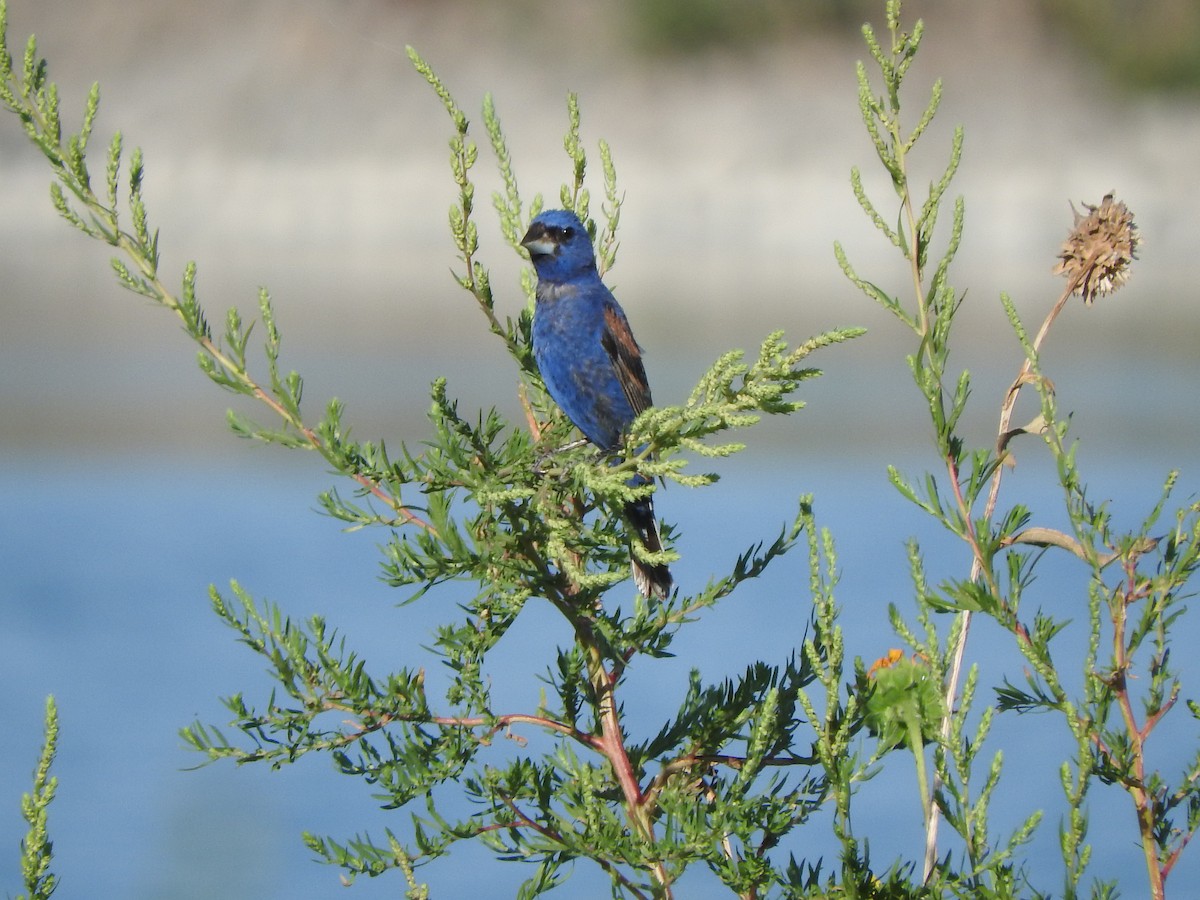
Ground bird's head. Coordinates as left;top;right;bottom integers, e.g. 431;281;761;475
521;210;598;282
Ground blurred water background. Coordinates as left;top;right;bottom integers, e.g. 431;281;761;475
1;1;1199;896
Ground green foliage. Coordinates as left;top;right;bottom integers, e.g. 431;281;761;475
3;0;1199;897
1034;0;1200;92
836;2;1200;898
0;2;864;896
624;0;883;55
16;697;58;900
629;0;1200;93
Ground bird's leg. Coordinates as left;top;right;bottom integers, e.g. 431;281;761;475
533;437;593;475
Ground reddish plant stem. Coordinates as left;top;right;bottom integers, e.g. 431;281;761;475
923;276;1080;880
483;792;653;900
1110;563;1167;900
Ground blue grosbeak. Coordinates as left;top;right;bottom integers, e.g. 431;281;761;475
521;210;673;598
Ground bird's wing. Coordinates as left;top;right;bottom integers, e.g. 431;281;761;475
601;303;652;417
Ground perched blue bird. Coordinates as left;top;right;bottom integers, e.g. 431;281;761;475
521;209;673;598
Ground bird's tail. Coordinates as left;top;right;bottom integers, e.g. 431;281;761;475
624;493;673;599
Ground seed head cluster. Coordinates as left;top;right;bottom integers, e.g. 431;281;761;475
1053;192;1140;305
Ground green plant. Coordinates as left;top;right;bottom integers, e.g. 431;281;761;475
3;0;1199;897
837;4;1200;898
15;697;58;900
0;2;866;896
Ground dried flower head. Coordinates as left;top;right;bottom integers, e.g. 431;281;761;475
1053;191;1140;305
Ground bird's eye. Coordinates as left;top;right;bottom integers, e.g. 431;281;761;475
559;226;574;240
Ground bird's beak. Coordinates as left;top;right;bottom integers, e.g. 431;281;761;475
521;222;557;258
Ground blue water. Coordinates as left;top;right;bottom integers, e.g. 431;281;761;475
1;444;1198;898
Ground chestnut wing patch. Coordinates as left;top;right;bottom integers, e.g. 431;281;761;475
601;304;652;417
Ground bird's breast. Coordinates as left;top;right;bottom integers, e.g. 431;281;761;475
535;281;580;305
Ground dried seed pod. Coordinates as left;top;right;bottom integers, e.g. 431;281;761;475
1052;192;1141;305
